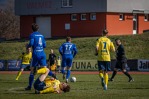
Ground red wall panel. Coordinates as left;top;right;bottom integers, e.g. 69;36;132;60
106;13;133;35
51;13;106;37
138;14;149;34
20;16;35;38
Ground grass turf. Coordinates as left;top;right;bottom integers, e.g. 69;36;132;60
0;32;149;60
0;73;149;99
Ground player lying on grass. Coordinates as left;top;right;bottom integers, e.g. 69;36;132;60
15;47;32;80
34;67;70;94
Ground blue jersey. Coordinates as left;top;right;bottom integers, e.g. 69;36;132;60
28;31;46;53
59;42;77;58
28;31;47;67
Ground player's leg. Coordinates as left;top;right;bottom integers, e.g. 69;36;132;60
65;58;73;83
98;61;105;88
103;61;111;90
109;61;120;81
25;57;37;90
34;67;49;92
122;63;134;82
109;68;118;81
61;58;66;80
16;64;25;80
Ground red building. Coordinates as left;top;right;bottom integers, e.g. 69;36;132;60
15;0;149;38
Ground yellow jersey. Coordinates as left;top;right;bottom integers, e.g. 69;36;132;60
18;52;32;64
96;36;115;61
40;78;60;94
57;59;61;66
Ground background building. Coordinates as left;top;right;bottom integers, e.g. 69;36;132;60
15;0;149;38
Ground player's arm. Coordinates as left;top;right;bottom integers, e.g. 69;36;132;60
59;45;63;56
42;37;46;48
27;35;34;48
16;54;23;67
110;42;115;52
95;39;99;56
73;44;78;58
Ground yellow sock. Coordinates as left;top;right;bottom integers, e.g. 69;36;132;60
99;70;104;78
104;73;108;86
16;71;22;80
37;67;48;74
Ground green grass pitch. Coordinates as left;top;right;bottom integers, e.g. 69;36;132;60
0;73;149;99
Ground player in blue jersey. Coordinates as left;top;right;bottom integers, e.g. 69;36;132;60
25;23;55;90
59;37;77;83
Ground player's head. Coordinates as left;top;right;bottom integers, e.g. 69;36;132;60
50;49;54;53
102;29;108;36
115;38;121;46
66;37;71;42
32;23;39;32
60;82;70;93
26;47;31;53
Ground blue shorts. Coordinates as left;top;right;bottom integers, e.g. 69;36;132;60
20;64;30;69
98;61;111;71
34;78;46;91
62;56;73;67
31;52;47;67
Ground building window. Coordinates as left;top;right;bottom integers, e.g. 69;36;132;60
62;0;72;7
119;14;124;21
71;14;77;21
81;14;87;20
90;13;96;20
144;14;149;21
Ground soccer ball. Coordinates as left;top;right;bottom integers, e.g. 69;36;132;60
70;77;76;82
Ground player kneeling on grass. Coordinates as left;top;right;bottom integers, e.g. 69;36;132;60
34;67;70;94
15;47;32;80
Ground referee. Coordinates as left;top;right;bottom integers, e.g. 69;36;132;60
109;39;134;82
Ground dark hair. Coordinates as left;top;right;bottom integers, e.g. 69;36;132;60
103;29;108;34
32;23;39;32
115;38;120;42
63;84;70;93
66;37;71;42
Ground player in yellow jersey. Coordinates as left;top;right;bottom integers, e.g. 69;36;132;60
15;47;32;80
57;56;61;73
95;29;115;90
34;67;70;94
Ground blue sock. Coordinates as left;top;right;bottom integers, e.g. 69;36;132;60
61;69;66;74
48;71;54;76
29;73;34;88
66;70;71;79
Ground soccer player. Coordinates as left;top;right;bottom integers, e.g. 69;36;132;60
56;56;61;73
34;67;70;94
48;49;56;72
15;47;32;80
95;29;115;90
25;23;55;90
59;37;77;83
109;39;134;82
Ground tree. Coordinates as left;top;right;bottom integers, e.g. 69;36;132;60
0;0;20;40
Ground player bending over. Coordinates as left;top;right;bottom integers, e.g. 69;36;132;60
59;37;77;83
15;47;32;80
109;39;134;82
34;67;70;94
95;30;115;90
